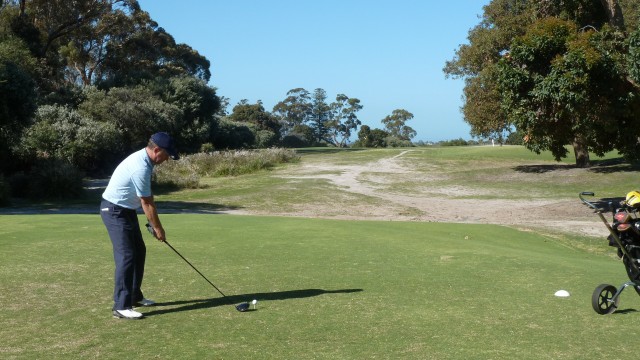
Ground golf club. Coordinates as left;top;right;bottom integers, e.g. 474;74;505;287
145;223;251;312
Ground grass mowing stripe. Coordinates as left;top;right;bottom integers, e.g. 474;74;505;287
0;214;634;359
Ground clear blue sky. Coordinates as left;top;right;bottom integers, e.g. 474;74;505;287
136;1;489;142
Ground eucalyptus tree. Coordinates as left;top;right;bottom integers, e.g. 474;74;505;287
7;0;210;90
5;0;128;98
58;0;138;86
10;0;119;57
101;21;211;87
326;94;363;147
272;87;312;139
274;87;364;147
382;109;416;141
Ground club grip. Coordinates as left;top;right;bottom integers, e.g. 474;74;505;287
145;223;156;237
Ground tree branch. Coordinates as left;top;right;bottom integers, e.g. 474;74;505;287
41;9;100;56
600;0;625;29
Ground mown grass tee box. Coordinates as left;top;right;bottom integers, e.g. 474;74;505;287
0;214;635;359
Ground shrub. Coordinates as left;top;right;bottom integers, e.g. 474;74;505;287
7;172;29;198
385;136;414;148
20;105;123;175
189;148;299;177
212;119;255;149
439;138;469;146
200;142;215;153
27;160;84;200
281;133;309;148
152;159;200;190
0;175;10;206
254;129;279;148
152;148;299;190
79;86;180;154
261;147;300;164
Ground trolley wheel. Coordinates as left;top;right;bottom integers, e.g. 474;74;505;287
592;284;619;315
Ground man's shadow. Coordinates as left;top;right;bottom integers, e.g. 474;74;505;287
143;288;363;316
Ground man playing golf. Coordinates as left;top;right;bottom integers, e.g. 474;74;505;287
100;132;179;320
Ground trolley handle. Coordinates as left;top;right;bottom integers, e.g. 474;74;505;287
579;191;601;211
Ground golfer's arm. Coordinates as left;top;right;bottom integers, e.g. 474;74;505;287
140;195;165;241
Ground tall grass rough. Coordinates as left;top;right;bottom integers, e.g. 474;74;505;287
153;148;299;189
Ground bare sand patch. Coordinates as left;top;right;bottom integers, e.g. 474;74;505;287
273;150;607;238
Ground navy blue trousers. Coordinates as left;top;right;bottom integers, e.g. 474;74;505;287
100;199;146;310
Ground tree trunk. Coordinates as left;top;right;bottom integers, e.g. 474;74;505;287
600;0;625;29
572;136;591;168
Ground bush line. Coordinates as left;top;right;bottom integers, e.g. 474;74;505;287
153;148;300;189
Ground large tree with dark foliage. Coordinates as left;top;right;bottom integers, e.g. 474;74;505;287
445;0;640;167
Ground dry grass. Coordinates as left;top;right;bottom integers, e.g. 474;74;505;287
153;148;299;189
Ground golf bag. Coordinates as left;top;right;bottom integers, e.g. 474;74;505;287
608;200;640;284
580;191;640;314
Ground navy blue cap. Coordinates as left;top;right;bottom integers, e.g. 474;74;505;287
151;132;179;160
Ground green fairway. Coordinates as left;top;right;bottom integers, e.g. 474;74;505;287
0;214;636;359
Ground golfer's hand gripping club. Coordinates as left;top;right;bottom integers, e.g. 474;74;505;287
145;223;158;238
145;223;165;242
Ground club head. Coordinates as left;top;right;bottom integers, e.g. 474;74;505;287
235;302;250;312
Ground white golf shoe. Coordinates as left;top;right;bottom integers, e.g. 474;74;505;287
112;309;144;320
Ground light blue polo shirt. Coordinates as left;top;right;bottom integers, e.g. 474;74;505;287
102;148;154;209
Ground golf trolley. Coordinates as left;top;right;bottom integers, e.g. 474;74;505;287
580;191;640;315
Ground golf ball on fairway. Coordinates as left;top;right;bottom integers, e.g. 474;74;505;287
554;290;570;297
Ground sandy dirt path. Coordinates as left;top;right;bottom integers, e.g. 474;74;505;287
276;150;608;238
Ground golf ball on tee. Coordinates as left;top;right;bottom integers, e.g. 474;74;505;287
252;299;257;305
